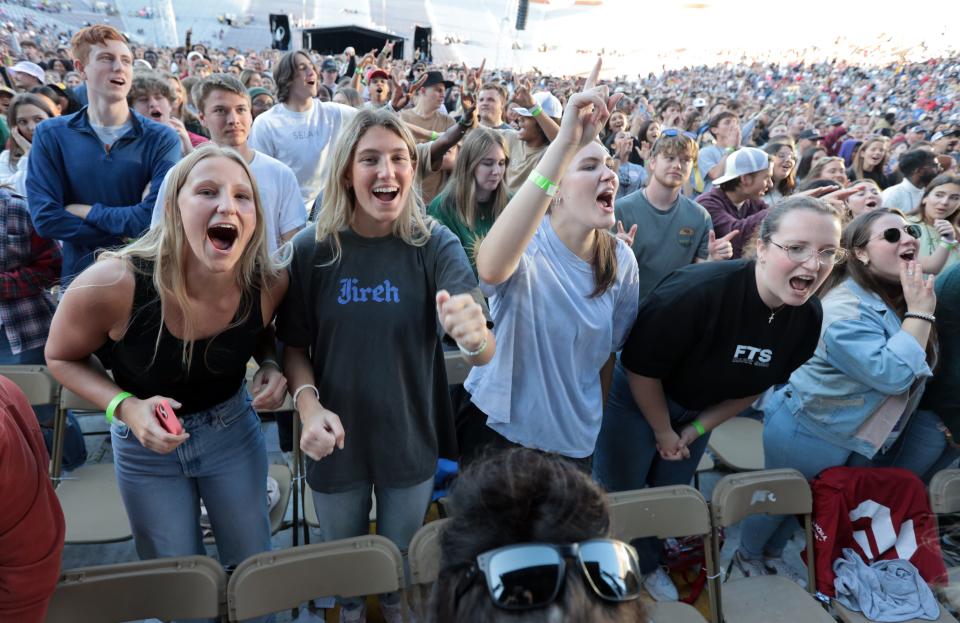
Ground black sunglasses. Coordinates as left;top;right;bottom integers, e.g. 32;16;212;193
871;224;922;244
456;539;642;611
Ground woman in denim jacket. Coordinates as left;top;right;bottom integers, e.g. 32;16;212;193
734;208;939;583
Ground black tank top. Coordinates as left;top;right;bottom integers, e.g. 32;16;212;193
108;258;264;415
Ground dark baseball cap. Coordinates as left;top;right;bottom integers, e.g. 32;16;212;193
798;129;823;141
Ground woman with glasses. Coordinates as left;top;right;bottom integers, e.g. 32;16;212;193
734;208;940;583
908;174;960;275
593;196;841;600
762;141;797;205
430;448;646;622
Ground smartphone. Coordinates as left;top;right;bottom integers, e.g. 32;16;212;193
155;399;184;435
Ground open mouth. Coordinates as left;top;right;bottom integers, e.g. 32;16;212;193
900;249;916;261
596;190;614;212
865;199;879;209
789;274;815;292
149;110;163;119
372;186;399;203
207;223;238;252
109;78;125;87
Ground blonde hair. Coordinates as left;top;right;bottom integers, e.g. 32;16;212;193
315;108;432;263
437;127;510;230
852;136;889;180
101;145;281;370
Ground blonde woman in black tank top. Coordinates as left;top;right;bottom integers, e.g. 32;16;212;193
46;146;288;608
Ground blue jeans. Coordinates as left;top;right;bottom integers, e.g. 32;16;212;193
112;385;272;621
311;476;434;611
593;363;711;574
739;406;954;559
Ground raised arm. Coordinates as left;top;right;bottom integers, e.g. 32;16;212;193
477;67;617;285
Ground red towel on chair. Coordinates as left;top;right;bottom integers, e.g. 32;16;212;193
809;466;947;597
0;375;65;622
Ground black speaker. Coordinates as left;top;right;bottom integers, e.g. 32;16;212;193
269;14;291;51
515;0;529;31
414;25;432;62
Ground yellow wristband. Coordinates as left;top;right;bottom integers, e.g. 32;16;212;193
528;170;559;196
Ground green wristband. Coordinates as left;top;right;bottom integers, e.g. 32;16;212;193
692;420;706;437
105;391;134;424
529;103;542;117
528;170;559;196
430;131;439;140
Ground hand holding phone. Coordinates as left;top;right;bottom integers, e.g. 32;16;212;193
155;399;184;435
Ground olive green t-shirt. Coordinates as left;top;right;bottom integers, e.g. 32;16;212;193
427;191;497;271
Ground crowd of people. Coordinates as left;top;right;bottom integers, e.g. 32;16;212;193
0;17;959;623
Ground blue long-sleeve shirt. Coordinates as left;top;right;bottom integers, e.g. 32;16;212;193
27;107;179;283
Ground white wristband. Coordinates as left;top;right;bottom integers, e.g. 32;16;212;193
259;359;281;371
458;333;489;357
292;384;319;410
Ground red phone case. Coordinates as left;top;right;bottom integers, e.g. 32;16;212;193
156;400;184;435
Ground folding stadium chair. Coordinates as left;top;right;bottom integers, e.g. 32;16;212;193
825;468;957;623
707;416;765;471
226;535;407;622
408;518;450;617
55;385;133;544
45;555;226;623
706;469;834;623
444;349;472;385
932;469;960;614
0;364;60;470
607;485;710;623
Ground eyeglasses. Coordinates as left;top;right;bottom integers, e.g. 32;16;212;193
769;241;847;265
870;224;922;244
457;539;642;610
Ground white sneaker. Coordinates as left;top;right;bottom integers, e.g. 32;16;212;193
642;567;679;602
764;556;808;588
338;604;366;623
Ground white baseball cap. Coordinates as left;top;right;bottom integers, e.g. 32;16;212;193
713;147;771;185
513;91;563;119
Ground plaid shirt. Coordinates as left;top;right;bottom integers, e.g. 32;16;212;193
0;190;60;354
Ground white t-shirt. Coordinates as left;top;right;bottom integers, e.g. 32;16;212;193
0;150;28;197
248;99;357;210
150;150;306;256
881;178;924;215
464;216;640;458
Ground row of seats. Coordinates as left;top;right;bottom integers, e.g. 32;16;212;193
40;468;960;623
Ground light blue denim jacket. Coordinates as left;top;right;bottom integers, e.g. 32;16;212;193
765;277;932;458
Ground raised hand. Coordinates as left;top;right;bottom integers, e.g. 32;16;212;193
901;260;936;315
708;229;739;261
512;78;535;109
390;73;427;110
616;221;638;247
436;290;487;354
934;219;958;243
460;91;478;128
556;85;620;149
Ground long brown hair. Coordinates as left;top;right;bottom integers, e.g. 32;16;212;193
5;93;57;167
918;173;960;229
819;208;937;366
436;127;510;229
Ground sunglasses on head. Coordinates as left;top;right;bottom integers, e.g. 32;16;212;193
456;539;642;611
660;128;697;140
871;224;922;244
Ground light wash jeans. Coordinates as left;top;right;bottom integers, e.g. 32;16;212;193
739;405;956;560
593;362;711;574
311;476;434;612
111;384;272;622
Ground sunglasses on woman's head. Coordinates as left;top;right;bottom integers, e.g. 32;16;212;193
456;539;642;611
871;224;922;244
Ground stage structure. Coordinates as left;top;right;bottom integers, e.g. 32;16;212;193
302;26;404;60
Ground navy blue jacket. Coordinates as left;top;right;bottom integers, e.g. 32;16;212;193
27;107;179;282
